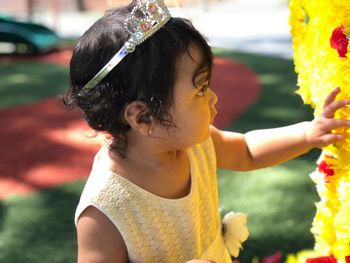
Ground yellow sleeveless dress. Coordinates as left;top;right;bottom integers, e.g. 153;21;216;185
75;137;232;263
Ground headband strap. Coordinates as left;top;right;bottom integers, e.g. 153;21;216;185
81;0;171;93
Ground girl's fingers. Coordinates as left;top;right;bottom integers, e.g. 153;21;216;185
326;119;350;130
323;87;341;109
322;99;350;118
320;133;344;146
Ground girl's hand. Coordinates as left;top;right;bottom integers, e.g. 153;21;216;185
305;87;350;148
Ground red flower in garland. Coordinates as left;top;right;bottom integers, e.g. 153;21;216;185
318;159;335;183
318;160;334;176
330;25;349;57
306;255;337;263
345;255;350;263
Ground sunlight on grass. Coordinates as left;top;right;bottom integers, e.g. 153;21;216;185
2;74;33;85
259;107;307;120
259;73;285;85
0;62;68;109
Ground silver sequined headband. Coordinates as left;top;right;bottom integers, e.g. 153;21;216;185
81;0;171;92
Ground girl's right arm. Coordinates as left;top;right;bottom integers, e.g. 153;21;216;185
77;206;128;263
210;87;350;171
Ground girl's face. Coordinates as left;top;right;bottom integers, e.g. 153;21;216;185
162;44;217;149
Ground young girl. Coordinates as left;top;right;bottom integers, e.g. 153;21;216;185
64;0;350;262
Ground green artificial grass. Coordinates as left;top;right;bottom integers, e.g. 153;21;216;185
0;181;84;263
0;61;68;109
0;50;322;262
218;161;318;262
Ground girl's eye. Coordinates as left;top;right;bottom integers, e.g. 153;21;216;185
196;83;209;97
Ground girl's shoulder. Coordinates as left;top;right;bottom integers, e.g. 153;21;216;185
74;147;130;224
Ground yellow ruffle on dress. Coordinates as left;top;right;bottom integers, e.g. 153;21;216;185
289;0;350;261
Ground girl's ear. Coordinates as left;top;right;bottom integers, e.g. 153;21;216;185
123;101;153;135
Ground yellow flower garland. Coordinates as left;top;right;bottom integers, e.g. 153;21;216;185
289;0;350;262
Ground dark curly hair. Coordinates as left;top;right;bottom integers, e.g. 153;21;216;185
63;2;213;156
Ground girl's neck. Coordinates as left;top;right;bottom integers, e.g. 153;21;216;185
123;148;179;168
108;141;181;174
105;138;191;200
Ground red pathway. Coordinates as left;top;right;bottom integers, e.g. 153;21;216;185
0;51;260;199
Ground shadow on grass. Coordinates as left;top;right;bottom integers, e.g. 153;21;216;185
0;180;85;263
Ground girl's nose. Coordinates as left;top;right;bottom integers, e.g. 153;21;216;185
208;88;218;107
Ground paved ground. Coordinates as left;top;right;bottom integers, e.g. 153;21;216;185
23;0;292;58
173;0;292;58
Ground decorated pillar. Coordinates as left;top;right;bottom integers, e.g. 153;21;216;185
289;1;350;262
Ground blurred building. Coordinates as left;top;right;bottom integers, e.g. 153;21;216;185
0;0;219;37
0;0;210;14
